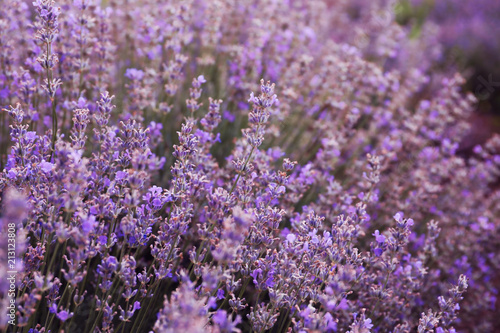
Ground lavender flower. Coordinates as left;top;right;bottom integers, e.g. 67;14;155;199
0;1;496;332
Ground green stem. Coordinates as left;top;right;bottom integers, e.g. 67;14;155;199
45;284;71;331
229;146;255;195
372;253;395;321
44;241;61;285
132;281;160;333
277;308;290;333
87;278;117;333
238;277;250;299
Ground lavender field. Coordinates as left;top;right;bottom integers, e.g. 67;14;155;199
1;0;499;332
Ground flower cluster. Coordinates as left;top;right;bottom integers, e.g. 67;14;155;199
0;1;498;333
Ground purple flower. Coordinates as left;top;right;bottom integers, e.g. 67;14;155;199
217;288;225;300
372;230;385;243
39;161;54;173
56;310;72;322
133;301;141;312
197;75;206;84
223;110;236;122
125;68;145;81
81;215;97;235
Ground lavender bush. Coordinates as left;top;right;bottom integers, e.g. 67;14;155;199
0;0;499;332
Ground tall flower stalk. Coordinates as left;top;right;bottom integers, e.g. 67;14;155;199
34;0;61;157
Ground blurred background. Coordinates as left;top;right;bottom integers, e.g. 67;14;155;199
397;0;500;150
326;0;500;152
